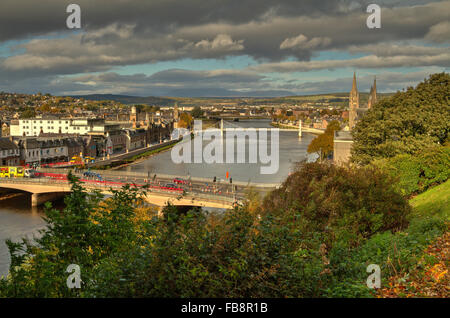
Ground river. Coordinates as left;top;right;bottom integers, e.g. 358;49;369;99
0;119;318;277
117;119;318;184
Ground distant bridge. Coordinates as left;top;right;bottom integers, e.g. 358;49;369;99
206;120;325;136
0;178;240;209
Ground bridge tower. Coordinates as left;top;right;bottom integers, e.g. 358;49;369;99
220;119;224;137
298;120;302;138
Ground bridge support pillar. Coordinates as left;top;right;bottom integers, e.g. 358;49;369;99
31;192;67;207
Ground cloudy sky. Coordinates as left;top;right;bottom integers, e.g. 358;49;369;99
0;0;449;97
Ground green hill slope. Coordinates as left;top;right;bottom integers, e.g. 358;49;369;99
410;179;450;220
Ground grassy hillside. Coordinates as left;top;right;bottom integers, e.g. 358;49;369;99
410;179;450;220
375;180;449;297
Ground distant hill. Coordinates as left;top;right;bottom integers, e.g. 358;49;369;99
69;94;175;105
163;88;296;98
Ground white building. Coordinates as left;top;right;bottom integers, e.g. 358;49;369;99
10;118;109;137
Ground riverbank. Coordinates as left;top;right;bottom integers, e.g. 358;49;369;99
270;122;297;129
86;138;182;170
94;120;218;170
93;138;183;170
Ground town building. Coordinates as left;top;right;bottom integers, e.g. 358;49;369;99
333;131;354;165
9;117;118;137
0;137;20;165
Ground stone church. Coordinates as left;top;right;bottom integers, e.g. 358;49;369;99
334;73;378;164
348;73;377;130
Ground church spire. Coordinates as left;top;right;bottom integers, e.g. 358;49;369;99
373;76;377;93
352;72;358;93
349;72;360;130
368;76;377;109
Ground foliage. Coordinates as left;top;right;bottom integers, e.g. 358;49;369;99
307;120;341;161
178;112;193;128
1;164;446;298
0;173;144;297
263;162;410;249
191;106;204;118
325;180;449;297
20;108;36;119
352;73;450;165
377;229;449;298
372;146;450;196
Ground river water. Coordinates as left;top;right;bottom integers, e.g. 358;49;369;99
0;194;51;278
117;119;318;184
0;119;317;277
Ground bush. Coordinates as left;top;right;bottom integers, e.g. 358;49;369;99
373;146;450;196
262;162;411;249
325;216;446;297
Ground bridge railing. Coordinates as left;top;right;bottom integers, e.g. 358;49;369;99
0;177;240;204
37;168;280;189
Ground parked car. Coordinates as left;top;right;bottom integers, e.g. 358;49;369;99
173;178;189;185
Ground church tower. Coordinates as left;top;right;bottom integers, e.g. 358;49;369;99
173;103;180;121
130;105;137;128
348;72;359;130
368;77;377;109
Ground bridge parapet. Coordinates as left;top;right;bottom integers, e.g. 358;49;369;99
0;178;240;209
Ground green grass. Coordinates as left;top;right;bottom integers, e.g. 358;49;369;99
326;180;449;297
126;141;180;162
409;179;450;220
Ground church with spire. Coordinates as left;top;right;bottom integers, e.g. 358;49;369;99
334;73;378;165
348;73;377;130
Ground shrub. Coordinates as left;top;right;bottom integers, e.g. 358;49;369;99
262;162;411;249
373;146;450;196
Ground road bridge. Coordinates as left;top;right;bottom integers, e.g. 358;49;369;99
0;178;239;209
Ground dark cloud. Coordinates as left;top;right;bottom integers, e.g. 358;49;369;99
0;1;448;96
1;0;447;77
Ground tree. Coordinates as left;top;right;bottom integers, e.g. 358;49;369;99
191;106;203;118
20;109;36;119
307;120;341;161
178;112;193;128
0;174;143;297
352;73;450;165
